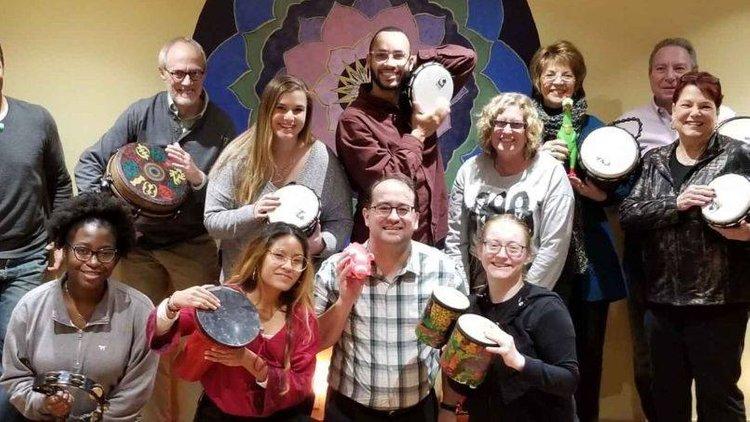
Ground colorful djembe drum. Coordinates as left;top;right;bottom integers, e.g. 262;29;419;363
104;142;189;218
415;286;469;348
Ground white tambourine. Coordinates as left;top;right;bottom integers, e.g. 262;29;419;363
716;116;750;143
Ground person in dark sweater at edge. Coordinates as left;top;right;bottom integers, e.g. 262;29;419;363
0;40;73;422
74;37;236;421
439;214;579;422
335;26;476;247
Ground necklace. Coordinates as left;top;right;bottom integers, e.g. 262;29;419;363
63;282;86;325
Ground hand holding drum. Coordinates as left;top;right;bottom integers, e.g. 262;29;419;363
677;185;715;211
168;284;221;312
42;390;74;418
484;328;526;371
253;193;281;219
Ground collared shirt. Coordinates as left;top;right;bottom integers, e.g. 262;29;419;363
167;90;210;135
0;277;158;421
314;241;467;410
617;98;735;155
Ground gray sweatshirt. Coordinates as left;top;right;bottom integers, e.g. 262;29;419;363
204;140;353;278
0;278;158;421
445;152;574;290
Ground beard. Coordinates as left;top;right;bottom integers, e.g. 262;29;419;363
369;63;407;92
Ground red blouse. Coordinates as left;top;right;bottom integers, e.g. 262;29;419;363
146;302;318;417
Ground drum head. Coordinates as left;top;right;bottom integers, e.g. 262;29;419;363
107;143;189;216
701;174;750;226
196;286;260;347
33;371;104;420
580;126;640;180
267;184;321;232
717;116;750;143
408;62;453;114
456;314;502;347
432;286;470;311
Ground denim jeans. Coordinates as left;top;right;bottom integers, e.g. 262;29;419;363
0;246;47;421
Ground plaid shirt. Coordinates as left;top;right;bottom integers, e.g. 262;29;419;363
315;241;467;410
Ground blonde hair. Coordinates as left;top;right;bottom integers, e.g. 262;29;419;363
225;223;314;394
476;92;543;160
210;75;314;205
529;40;587;95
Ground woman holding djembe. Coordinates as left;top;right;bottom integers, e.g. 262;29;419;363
620;71;750;421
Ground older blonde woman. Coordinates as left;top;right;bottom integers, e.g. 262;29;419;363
445;92;574;292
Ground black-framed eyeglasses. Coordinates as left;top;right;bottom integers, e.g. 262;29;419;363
268;250;308;272
370;203;414;217
482;241;526;258
165;69;205;82
492;120;526;131
67;244;118;263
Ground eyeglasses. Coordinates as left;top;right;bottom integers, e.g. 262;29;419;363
68;244;118;263
369;50;408;63
482;241;526;259
268;251;308;272
541;72;575;84
679;73;720;85
369;203;414;217
165;69;205;82
493;120;526;131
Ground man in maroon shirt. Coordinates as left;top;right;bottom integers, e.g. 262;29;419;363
336;27;476;246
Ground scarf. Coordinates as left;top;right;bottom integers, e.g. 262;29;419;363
533;95;589;141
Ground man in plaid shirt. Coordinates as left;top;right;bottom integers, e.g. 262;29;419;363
315;174;467;421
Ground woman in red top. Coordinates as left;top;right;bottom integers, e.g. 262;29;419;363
147;222;318;421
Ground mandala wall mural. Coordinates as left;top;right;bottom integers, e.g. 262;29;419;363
194;0;539;184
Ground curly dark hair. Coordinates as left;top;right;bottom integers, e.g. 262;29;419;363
47;193;136;257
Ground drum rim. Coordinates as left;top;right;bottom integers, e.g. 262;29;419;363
455;313;500;347
106;142;189;216
716;115;750;131
195;286;260;348
579;125;640;179
432;286;470;311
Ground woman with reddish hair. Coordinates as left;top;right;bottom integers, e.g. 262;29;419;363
620;71;750;421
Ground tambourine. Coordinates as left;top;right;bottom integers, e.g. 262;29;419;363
32;370;106;421
578;117;642;188
701;173;750;228
267;184;321;236
174;286;261;381
407;62;453;114
104;142;189;218
716;116;750;143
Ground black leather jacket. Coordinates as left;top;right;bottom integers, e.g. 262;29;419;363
619;134;750;306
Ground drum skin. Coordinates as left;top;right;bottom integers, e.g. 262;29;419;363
416;286;469;348
105;143;189;218
441;314;502;389
174;287;260;381
407;62;454;114
266;184;321;235
579;126;640;187
701;173;750;227
716;116;750;143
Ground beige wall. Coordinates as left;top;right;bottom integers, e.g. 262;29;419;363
3;1;749;421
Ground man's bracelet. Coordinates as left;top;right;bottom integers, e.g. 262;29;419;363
439;402;458;412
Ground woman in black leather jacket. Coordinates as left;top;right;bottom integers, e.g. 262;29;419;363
620;71;750;422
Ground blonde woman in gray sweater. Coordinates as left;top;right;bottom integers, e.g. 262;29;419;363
205;75;352;279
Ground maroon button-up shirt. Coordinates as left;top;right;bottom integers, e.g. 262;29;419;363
335;44;477;245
